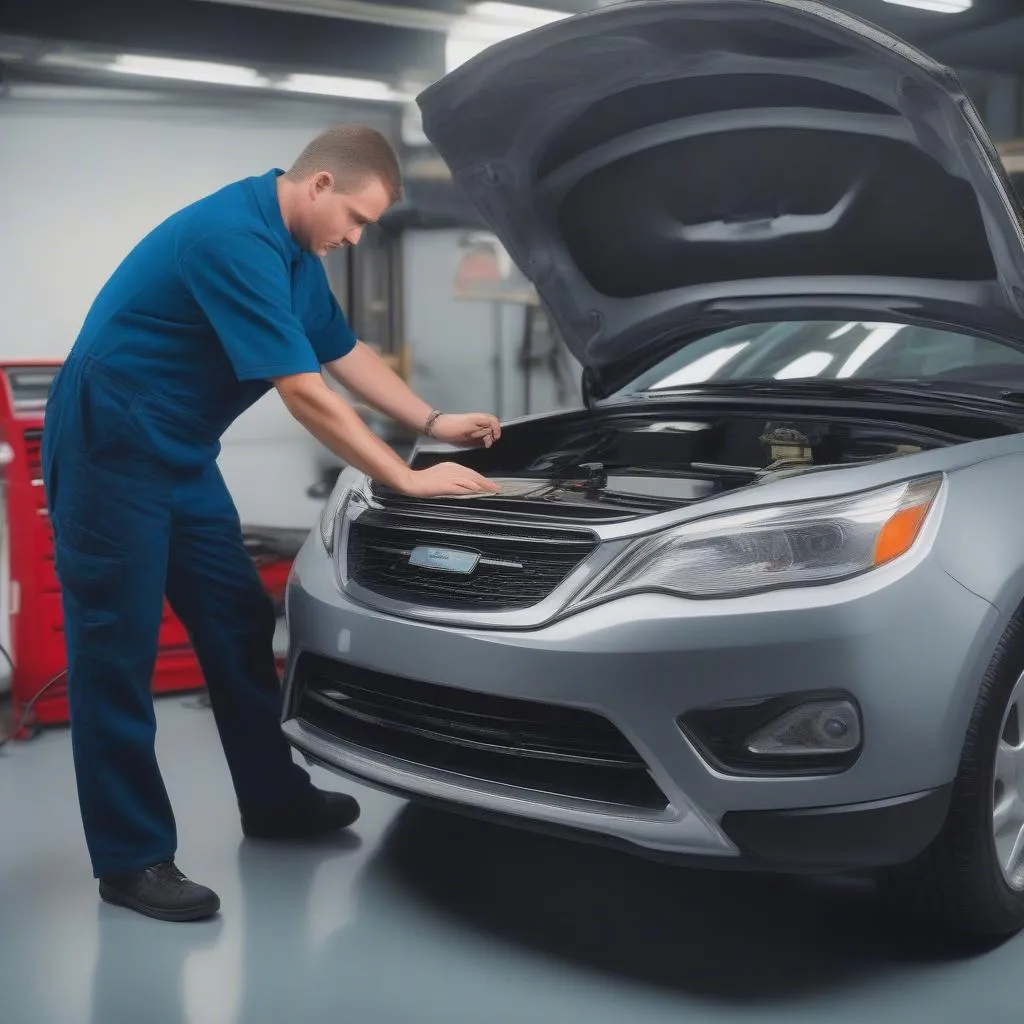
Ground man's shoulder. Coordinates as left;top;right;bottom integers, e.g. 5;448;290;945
172;174;276;260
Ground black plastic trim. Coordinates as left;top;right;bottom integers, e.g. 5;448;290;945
678;690;864;777
292;653;669;811
721;785;953;870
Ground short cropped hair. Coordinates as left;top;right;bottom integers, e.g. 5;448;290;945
284;124;403;204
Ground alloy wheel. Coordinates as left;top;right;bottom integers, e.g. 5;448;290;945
993;668;1024;890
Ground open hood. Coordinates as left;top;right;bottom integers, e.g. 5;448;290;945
416;0;1024;398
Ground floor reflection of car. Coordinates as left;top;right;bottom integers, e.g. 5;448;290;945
282;1;1024;941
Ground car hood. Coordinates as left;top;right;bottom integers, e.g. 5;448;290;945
416;0;1024;399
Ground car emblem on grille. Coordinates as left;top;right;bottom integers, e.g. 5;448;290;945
408;546;481;575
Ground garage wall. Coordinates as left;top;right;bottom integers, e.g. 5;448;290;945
0;86;395;527
2;87;394;691
402;230;582;425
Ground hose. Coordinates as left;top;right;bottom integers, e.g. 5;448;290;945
0;643;66;749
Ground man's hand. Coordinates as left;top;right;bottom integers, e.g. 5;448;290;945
430;412;502;449
400;462;502;498
325;345;503;449
274;373;502;501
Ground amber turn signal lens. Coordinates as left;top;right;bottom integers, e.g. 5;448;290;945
873;504;930;566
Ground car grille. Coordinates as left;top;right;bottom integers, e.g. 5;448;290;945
293;653;668;811
345;510;597;611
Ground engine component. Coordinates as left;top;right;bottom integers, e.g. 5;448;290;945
759;422;814;476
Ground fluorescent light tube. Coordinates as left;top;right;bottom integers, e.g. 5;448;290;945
468;2;569;30
277;74;406;102
882;0;972;12
446;1;568;72
108;55;265;87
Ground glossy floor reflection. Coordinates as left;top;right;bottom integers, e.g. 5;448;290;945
2;696;1024;1024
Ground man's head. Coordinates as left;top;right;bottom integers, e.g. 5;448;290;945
279;124;403;257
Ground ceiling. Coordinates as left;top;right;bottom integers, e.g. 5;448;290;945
2;0;1024;98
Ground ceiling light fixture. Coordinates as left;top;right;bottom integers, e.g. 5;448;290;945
469;1;569;29
446;2;568;73
277;73;407;102
108;55;266;87
881;0;972;13
43;51;412;105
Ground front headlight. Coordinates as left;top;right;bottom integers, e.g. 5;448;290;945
577;475;943;603
318;466;364;554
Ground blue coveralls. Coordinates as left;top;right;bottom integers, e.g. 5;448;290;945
41;169;357;879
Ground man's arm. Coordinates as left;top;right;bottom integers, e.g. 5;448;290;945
324;342;432;432
274;372;499;497
325;342;502;447
179;235;496;496
275;371;414;491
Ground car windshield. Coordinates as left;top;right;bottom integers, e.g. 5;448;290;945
622;321;1024;394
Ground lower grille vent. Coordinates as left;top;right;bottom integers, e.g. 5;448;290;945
294;654;668;810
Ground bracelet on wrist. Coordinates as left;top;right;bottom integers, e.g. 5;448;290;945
423;409;444;437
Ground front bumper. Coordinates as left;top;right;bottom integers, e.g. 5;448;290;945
281;529;998;871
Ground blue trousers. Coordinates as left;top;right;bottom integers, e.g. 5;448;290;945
42;357;313;878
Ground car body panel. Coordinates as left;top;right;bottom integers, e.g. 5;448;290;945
417;0;1024;396
344;427;1024;630
282;411;1024;870
929;451;1024;613
282;480;1000;859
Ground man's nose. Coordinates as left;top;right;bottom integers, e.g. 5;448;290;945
345;225;364;246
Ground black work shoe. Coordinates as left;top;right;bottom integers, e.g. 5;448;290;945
99;860;221;922
241;789;361;840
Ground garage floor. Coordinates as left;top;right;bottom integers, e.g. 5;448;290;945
3;694;1024;1024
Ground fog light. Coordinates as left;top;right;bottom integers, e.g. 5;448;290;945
677;691;863;777
746;700;860;756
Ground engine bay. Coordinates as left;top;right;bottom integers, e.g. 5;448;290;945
375;407;972;523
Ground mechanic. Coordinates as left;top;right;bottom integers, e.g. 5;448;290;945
41;124;502;923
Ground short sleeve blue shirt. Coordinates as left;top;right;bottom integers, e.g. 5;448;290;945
64;168;357;456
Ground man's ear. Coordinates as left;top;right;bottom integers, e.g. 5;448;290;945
311;171;335;198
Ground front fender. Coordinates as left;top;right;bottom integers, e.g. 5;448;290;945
933;452;1024;616
930;453;1024;761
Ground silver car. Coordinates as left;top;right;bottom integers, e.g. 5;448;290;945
282;0;1024;940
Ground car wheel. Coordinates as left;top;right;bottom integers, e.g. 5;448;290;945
880;613;1024;940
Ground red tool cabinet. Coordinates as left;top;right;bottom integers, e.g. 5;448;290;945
0;361;300;735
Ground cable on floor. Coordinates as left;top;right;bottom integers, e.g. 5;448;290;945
0;641;66;750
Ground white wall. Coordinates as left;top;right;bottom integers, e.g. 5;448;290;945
402;230;581;425
0;87;394;528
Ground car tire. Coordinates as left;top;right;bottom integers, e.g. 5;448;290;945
879;611;1024;941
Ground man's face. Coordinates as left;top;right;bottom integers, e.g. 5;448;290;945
305;173;391;257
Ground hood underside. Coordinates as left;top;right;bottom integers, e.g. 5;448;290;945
417;0;1024;397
